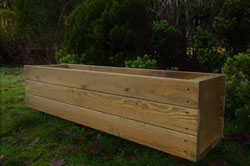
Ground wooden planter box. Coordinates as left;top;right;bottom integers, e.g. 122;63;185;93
24;64;226;162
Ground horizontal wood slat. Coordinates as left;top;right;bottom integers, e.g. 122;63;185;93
26;80;198;135
26;94;197;161
24;64;226;162
24;66;199;108
66;64;210;79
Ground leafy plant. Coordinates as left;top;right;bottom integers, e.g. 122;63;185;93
63;0;150;66
55;48;84;64
0;9;16;34
152;20;184;68
125;54;157;69
194;26;229;72
213;0;250;53
14;0;81;64
222;52;250;131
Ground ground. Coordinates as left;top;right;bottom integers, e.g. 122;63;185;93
0;68;249;166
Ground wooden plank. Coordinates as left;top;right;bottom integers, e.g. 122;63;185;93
218;76;226;137
43;64;68;68
26;94;197;161
66;64;213;79
26;80;198;135
197;136;222;161
192;75;221;81
197;76;225;160
24;65;199;108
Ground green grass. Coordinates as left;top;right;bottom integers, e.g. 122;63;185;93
0;67;249;166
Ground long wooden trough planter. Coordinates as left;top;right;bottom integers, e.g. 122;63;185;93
24;64;226;162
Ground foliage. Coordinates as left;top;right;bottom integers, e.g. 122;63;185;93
63;0;150;66
227;0;250;53
222;52;250;131
194;26;229;72
0;26;10;45
13;0;81;64
0;9;16;44
0;8;20;66
193;26;216;49
152;20;184;68
125;54;157;69
55;48;84;64
212;0;250;53
153;20;179;49
0;9;16;32
168;66;179;71
188;0;213;21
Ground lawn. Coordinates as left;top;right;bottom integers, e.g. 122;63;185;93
0;68;249;166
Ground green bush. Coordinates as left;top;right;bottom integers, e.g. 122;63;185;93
0;9;19;66
222;52;250;131
0;26;10;45
213;0;250;53
0;9;16;32
194;26;229;72
125;54;157;69
0;9;16;44
55;48;84;64
14;0;81;64
63;0;150;66
152;20;184;68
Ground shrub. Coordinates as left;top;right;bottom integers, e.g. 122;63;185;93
152;20;185;69
196;48;229;73
213;0;250;53
14;0;81;64
63;0;150;66
0;26;10;46
222;52;250;131
125;54;157;69
194;26;229;72
0;9;21;66
0;9;16;34
168;67;179;71
55;48;84;64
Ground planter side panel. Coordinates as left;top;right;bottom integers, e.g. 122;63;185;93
25;80;198;135
197;76;226;160
24;66;199;108
26;94;197;161
67;64;209;79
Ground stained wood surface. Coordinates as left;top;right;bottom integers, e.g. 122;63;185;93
218;76;226;137
26;80;198;135
26;94;197;161
24;64;226;162
66;64;210;79
197;75;226;159
24;65;200;108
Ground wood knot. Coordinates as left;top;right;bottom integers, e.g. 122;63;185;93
81;84;87;90
124;88;129;92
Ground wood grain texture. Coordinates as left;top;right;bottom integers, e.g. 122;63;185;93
26;80;198;135
26;94;197;161
66;64;210;79
24;65;199;108
218;76;226;137
197;75;226;160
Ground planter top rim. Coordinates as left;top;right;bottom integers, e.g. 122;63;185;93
24;64;225;82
